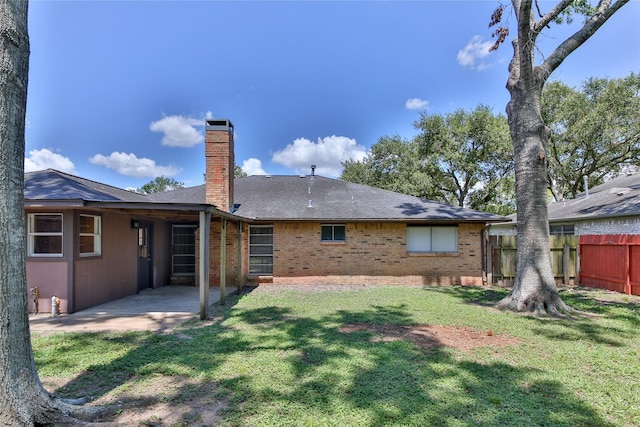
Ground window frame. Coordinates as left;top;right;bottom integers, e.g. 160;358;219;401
549;224;575;236
78;214;102;257
28;213;64;257
321;224;346;242
249;225;274;275
406;225;458;254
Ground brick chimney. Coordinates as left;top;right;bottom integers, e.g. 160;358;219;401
205;119;234;211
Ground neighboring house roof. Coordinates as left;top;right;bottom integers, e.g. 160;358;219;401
547;172;640;222
25;169;149;203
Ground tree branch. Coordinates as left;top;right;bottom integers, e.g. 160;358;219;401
537;0;629;82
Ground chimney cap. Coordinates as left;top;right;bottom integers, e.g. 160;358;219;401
206;119;234;132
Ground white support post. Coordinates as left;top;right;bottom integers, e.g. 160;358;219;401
220;218;227;305
199;210;211;320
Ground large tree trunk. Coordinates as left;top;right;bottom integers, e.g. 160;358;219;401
496;78;571;316
0;1;52;423
0;2;103;425
493;0;628;315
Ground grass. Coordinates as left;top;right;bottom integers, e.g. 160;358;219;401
32;285;640;426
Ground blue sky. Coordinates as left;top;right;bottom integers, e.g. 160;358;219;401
25;1;640;189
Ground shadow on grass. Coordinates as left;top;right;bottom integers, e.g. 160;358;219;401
35;291;615;426
426;285;640;347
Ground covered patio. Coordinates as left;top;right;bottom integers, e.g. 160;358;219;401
29;285;238;334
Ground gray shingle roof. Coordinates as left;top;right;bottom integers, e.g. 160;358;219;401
25;169;148;202
547;172;640;221
233;175;505;222
24;170;507;223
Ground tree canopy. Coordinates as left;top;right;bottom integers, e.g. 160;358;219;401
414;104;514;214
136;176;184;194
542;73;640;201
341;105;515;215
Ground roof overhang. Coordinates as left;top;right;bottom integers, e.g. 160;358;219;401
24;199;245;222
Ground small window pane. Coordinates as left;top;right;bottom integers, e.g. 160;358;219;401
33;215;62;233
321;226;333;241
333;226;346;241
432;227;457;252
407;227;431;252
250;234;273;245
33;236;62;254
79;215;95;233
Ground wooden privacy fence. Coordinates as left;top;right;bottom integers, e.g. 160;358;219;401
487;235;579;286
579;235;640;296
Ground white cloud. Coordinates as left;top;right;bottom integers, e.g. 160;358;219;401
89;152;181;178
24;148;76;173
405;98;430;110
149;113;210;147
457;35;494;70
241;158;268;176
271;135;367;177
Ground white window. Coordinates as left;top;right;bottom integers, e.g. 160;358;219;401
321;224;346;242
28;213;63;257
249;225;273;275
407;226;458;253
79;214;101;256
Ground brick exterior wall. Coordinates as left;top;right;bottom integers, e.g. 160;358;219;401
201;119;486;287
205;123;234;212
576;218;640;235
195;219;242;286
243;222;485;286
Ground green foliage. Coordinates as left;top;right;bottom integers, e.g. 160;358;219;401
234;164;248;178
542;73;640;201
136;176;184;194
341;106;515;215
341;135;434;199
414;104;514;213
32;286;640;426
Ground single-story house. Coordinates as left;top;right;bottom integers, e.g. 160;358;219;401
487;171;640;294
25;119;508;313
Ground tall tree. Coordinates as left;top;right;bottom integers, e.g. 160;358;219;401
542;74;640;201
136;175;184;194
414;104;514;214
490;0;630;315
0;1;102;424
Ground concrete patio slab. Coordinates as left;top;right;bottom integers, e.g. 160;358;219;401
29;286;237;334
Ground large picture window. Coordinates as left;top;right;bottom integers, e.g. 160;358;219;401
28;213;63;257
79;214;102;256
249;225;273;275
321;224;346;242
407;226;458;253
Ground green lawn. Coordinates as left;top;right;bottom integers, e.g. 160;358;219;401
32;286;640;426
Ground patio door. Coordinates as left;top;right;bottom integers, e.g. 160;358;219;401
137;223;153;291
